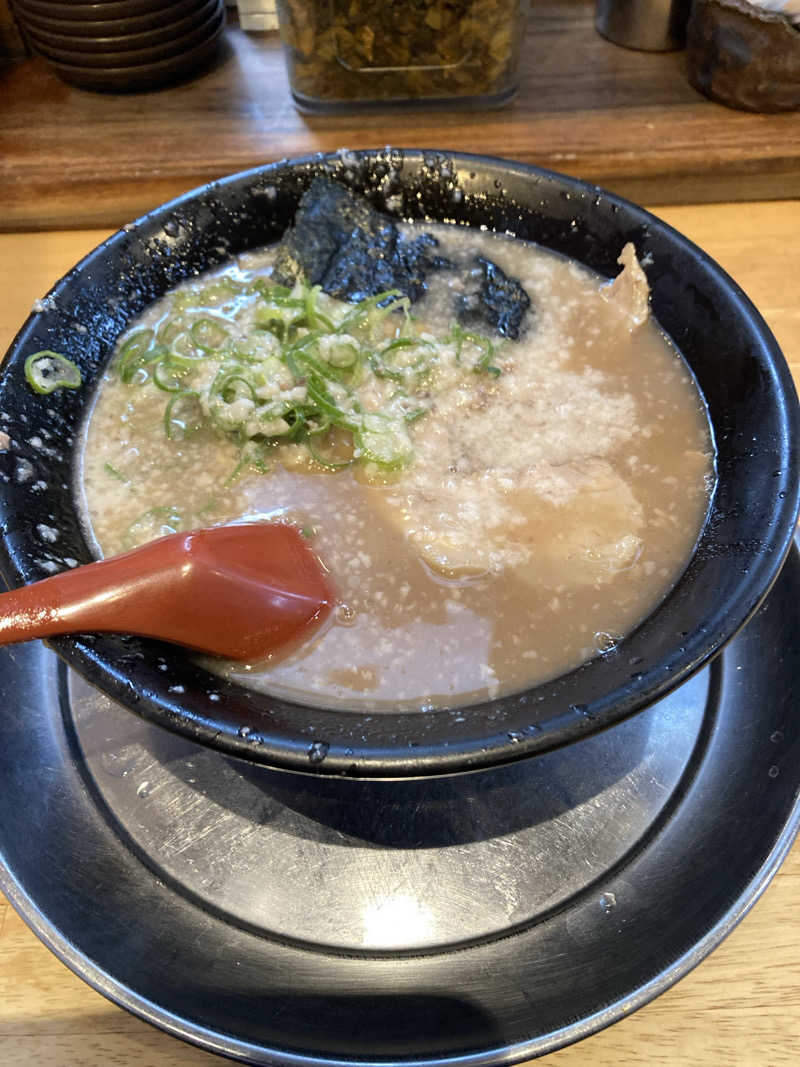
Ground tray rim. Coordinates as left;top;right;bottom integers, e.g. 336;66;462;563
2;780;799;1066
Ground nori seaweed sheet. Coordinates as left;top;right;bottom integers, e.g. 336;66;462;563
273;178;450;303
274;178;531;337
458;256;531;340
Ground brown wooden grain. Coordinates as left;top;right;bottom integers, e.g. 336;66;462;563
2;3;800;232
0;201;799;1064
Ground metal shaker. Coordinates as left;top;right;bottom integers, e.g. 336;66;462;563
595;0;692;50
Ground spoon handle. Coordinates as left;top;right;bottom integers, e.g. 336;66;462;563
0;576;69;643
0;524;334;660
0;539;193;645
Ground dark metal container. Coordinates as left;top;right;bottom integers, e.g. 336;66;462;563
595;0;692;50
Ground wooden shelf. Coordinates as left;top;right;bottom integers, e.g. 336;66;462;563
1;2;799;230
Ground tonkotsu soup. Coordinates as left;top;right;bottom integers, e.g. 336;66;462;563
78;203;714;712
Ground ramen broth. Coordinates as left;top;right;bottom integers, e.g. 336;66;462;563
78;224;714;710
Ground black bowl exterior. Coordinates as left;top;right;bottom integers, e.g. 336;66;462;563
1;152;798;777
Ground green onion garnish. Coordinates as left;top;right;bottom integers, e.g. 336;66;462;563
24;351;82;394
112;276;502;474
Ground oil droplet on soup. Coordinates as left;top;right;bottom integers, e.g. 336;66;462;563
78;224;714;711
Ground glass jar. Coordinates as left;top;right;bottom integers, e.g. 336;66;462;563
276;0;531;111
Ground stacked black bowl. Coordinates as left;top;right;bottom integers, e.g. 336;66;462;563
11;0;226;91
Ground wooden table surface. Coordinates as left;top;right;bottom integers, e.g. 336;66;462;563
1;202;799;1064
3;2;800;231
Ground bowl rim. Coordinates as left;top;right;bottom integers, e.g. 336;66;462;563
1;150;798;778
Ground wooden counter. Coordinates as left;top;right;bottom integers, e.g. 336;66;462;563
2;2;800;231
0;199;799;1064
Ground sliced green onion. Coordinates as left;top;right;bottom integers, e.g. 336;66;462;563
223;454;249;487
170;331;203;359
246;280;292;301
116;330;156;381
254;299;305;340
355;413;413;470
103;461;126;482
292;343;350;388
371;337;435;384
338;289;409;334
301;284;336;331
449;323;500;377
379;337;429;354
164;390;202;440
114;274;504;477
369;354;405;383
117;335;167;384
285;410;309;443
211;369;258;405
321;339;359;369
306;432;353;470
173;278;244;310
152;356;190;393
305;378;361;433
118;329;153;362
403;406;429;424
156;317;185;345
473;339;498;375
190;317;229;351
24;351;82;394
227;335;279;364
123;505;183;550
224;439;274;485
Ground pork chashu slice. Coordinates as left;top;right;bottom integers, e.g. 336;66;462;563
367;456;643;586
364;241;652;586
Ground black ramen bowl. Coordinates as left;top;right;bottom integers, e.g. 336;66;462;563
0;151;798;777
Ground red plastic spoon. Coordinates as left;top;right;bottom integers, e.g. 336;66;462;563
0;523;334;661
